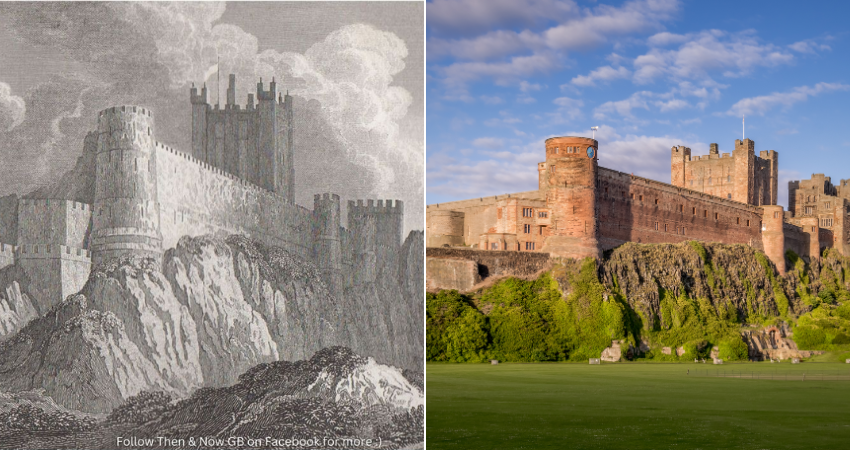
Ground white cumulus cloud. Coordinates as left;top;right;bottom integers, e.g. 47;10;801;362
0;82;25;131
726;82;850;116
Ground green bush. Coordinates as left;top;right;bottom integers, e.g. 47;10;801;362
792;325;826;349
717;336;749;361
426;290;490;362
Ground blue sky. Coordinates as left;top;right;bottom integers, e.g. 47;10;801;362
426;0;850;208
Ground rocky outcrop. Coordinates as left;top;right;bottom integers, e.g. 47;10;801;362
741;324;823;360
601;242;793;329
0;281;37;340
0;234;423;413
600;340;622;362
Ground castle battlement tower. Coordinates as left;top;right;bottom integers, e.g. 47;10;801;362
190;75;294;202
313;193;343;296
541;136;600;259
91;106;163;264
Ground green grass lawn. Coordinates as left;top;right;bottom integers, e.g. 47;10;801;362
426;362;850;450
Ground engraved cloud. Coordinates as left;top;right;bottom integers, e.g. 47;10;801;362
0;82;25;131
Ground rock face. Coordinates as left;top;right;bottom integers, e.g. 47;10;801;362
741;324;823;360
0;281;37;340
600;341;622;362
601;242;792;328
0;234;423;413
112;347;424;449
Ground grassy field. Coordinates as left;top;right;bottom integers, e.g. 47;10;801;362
426;362;850;450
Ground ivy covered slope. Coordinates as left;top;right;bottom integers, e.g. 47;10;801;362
426;241;850;363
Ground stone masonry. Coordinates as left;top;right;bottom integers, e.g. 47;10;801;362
427;136;832;275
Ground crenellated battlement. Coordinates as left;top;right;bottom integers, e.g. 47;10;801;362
18;198;91;212
16;243;91;262
735;138;755;152
347;199;405;216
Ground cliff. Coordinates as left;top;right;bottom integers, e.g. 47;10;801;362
0;233;423;413
427;241;850;362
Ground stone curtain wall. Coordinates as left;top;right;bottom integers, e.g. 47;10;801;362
17;199;91;248
426;191;544;247
0;195;18;246
155;143;316;261
596;167;765;252
426;247;551;279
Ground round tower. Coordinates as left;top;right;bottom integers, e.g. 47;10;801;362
91;106;163;264
426;210;465;247
762;205;786;274
313;193;343;296
541;136;600;259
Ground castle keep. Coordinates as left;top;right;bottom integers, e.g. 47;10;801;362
427;136;839;288
0;76;404;312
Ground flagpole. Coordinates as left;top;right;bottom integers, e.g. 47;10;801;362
217;56;220;106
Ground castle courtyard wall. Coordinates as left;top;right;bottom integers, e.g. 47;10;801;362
155;143;314;260
595;167;765;251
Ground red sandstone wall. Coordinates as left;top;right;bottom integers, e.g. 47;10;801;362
596;167;764;251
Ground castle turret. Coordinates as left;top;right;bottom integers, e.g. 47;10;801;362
348;200;377;285
314;193;343;296
91;106;163;264
671;145;691;187
226;74;236;107
801;217;820;259
191;83;209;161
762;205;786;274
541;136;600;259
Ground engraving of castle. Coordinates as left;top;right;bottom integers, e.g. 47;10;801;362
0;75;403;310
427;136;849;275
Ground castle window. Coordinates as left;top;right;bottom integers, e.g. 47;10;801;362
523;208;533;217
524;224;531;233
812;226;816;232
806;206;814;215
639;195;644;202
727;194;731;199
747;220;751;227
681;227;686;235
491;243;498;250
538;211;548;218
825;202;831;209
554;147;559;154
704;210;708;218
690;180;694;186
654;222;659;231
715;213;719;220
654;198;659;205
727;176;731;182
737;217;741;224
774;212;779;219
539;226;544;235
692;207;696;215
631;193;634;200
664;224;668;232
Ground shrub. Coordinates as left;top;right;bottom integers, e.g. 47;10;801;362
426;290;490;362
717;336;749;361
792;325;826;349
1;404;97;433
107;391;173;425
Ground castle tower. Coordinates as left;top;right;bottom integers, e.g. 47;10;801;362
190;76;294;202
671;145;691;187
91;106;163;264
313;193;343;296
733;138;755;204
190;83;209;162
801;217;820;259
348;200;377;285
762;205;786;274
541;136;600;259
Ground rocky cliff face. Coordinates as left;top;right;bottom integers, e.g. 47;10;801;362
601;241;794;329
0;233;423;413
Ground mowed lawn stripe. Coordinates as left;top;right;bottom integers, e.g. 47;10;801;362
427;363;850;449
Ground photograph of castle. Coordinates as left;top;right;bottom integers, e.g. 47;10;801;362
0;2;423;448
427;136;848;289
425;0;850;449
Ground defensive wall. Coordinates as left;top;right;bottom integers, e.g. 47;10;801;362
596;166;765;252
0;87;405;311
427;136;826;279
